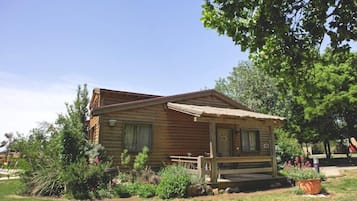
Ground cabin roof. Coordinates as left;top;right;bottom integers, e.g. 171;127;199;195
92;89;250;115
90;88;162;109
167;102;285;122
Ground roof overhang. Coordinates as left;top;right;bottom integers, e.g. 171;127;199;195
167;102;285;125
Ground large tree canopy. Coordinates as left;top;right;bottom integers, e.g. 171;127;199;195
202;0;357;83
215;62;284;115
299;50;357;139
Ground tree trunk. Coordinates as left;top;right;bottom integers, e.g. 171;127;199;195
327;141;331;158
323;140;331;159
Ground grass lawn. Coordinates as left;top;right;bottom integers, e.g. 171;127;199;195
0;180;56;201
1;169;357;201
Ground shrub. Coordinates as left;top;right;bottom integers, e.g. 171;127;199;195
125;182;140;195
275;129;302;164
112;185;131;198
156;165;191;199
63;159;112;200
281;156;325;181
136;183;156;198
134;146;149;170
95;187;114;199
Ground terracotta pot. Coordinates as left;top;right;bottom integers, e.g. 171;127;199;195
296;179;321;195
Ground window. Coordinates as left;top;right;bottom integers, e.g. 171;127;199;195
241;130;260;152
124;123;152;152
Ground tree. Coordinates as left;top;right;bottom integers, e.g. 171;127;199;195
298;50;357;153
202;0;356;86
57;84;89;166
215;62;284;115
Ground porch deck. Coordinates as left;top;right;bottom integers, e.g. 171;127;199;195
170;155;282;187
209;174;286;188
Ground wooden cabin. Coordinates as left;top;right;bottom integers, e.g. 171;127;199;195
89;88;284;185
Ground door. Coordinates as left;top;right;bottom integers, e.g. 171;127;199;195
216;128;232;157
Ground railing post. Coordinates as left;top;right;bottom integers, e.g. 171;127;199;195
197;156;204;180
209;122;218;183
269;126;278;177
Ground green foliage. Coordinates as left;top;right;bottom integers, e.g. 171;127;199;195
120;149;131;168
136;183;156;198
113;182;155;198
275;129;302;164
156;165;191;199
112;184;131;198
62;158;111;200
125;182;141;195
20;157;64;196
58;84;89;166
215;62;286;115
292;187;305;195
134;146;149;170
13;124;64;196
202;0;356;85
94;187;114;199
281;158;325;181
298;50;357;140
85;143;110;162
12;84;114;199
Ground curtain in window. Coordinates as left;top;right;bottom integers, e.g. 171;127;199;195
124;124;151;152
248;132;256;151
241;130;259;152
124;124;136;151
136;125;150;150
242;131;250;152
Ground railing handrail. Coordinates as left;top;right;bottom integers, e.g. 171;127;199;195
216;156;272;163
169;155;200;160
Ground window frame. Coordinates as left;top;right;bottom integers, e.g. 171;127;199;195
123;122;153;153
240;129;260;152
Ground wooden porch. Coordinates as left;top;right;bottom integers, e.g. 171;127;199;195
170;155;282;187
166;102;284;186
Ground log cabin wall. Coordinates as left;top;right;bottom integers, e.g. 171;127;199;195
94;93;276;168
89;116;100;144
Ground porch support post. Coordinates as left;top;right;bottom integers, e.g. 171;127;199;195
209;121;218;183
197;156;204;181
269;126;277;177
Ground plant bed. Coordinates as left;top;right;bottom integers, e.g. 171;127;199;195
281;156;325;195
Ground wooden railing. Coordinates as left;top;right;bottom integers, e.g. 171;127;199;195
170;155;276;183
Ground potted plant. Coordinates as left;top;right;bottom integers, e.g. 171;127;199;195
281;157;325;195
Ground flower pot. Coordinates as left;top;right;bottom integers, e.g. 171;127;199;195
296;179;321;195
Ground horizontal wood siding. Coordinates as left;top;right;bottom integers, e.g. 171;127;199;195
89;116;100;144
166;110;210;157
100;104;169;167
234;120;272;157
97;94;274;168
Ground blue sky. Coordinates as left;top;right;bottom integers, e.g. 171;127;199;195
1;1;356;145
0;1;248;142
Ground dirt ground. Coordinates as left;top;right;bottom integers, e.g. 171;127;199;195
104;187;292;201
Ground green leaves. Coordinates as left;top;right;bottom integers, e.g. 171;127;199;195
215;62;286;116
202;0;356;89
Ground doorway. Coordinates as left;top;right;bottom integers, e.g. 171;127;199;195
216;128;233;157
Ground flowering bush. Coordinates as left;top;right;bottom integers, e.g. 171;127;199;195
281;156;325;181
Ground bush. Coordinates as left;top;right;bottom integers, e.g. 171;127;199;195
156;165;191;199
112;185;131;198
63;159;112;200
134;146;149;170
125;182;141;195
275;129;302;164
136;183;156;198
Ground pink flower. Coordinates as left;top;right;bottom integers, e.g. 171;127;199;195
95;156;100;164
